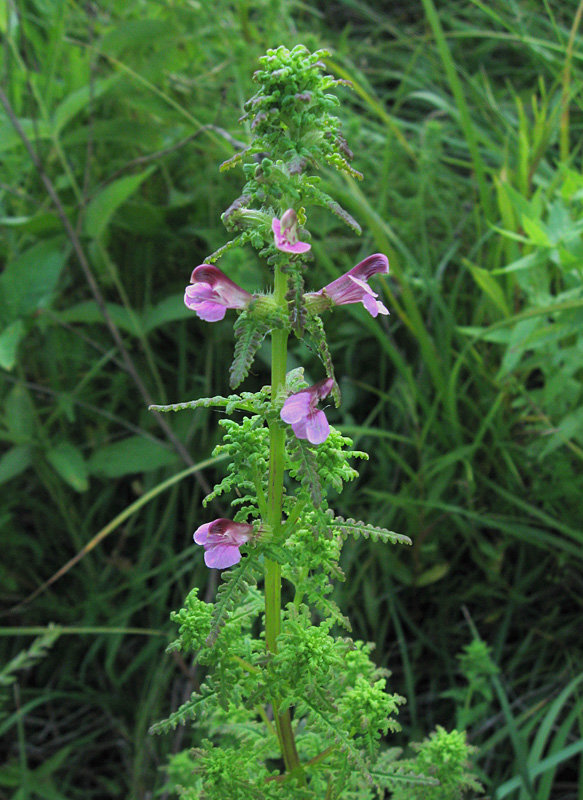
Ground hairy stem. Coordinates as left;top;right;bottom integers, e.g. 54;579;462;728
264;261;304;780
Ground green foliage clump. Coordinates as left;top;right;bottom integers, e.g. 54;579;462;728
389;727;483;800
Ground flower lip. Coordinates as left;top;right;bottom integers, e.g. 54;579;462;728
272;210;311;254
305;254;389;317
280;377;334;445
184;265;253;322
193;518;253;570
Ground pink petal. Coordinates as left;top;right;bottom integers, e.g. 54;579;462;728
272;217;283;242
281;240;311;254
187;266;252;311
362;292;380;317
290;415;307;437
185;283;214;302
272;216;311;253
204;543;242;569
349;253;389;280
304;410;330;445
226;521;254;545
192;301;227;322
349;275;376;296
313;377;335;401
281;392;312;424
193;522;212;545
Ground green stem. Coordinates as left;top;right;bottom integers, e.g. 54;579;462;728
264;261;304;781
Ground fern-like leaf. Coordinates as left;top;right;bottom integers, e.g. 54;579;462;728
148;686;213;734
203;231;254;264
304;185;362;233
149;391;263;414
309;593;351;631
219;150;246;172
285;267;306;336
206;558;263;646
230;313;271;389
304;314;340;406
295;694;374;784
286;434;322;506
331;514;412;546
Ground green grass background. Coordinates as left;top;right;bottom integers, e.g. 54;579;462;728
1;0;583;797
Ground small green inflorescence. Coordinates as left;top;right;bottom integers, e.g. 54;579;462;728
150;45;482;799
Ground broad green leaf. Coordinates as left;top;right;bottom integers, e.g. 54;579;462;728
83;167;156;239
88;436;178;478
464;260;510;316
0;0;7;34
0;216;31;226
497;318;538;378
100;19;177;57
143;295;192;332
538;406;583;460
521;214;552;247
0;118;52;153
0;319;25;370
0;236;69;323
52;75;119;134
46;443;89;492
55;300;142;336
457;325;511;343
5;384;34;443
0;211;62;235
62;120;158;148
415;562;450;586
491;250;546;275
0;445;33;486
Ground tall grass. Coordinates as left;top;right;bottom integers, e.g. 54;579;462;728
1;0;582;797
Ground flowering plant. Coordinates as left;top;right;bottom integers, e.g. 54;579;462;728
150;46;482;799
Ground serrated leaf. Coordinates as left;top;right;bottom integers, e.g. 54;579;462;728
331;515;412;546
149;691;209;735
304;315;340;406
46;443;89;492
84;167;156;239
206;559;261;646
287;435;322;506
229;314;270;389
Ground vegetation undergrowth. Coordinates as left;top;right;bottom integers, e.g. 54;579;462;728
1;1;582;798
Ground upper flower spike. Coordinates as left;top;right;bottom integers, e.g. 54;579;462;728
272;209;311;254
193;518;253;569
280;378;334;445
184;265;253;322
306;254;389;317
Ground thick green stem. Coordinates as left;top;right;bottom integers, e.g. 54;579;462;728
264;262;304;781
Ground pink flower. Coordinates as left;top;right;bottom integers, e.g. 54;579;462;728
280;378;334;445
193;518;253;569
272;209;311;254
306;254;389;317
184;265;253;322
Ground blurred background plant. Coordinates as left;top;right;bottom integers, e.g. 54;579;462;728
1;0;582;797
